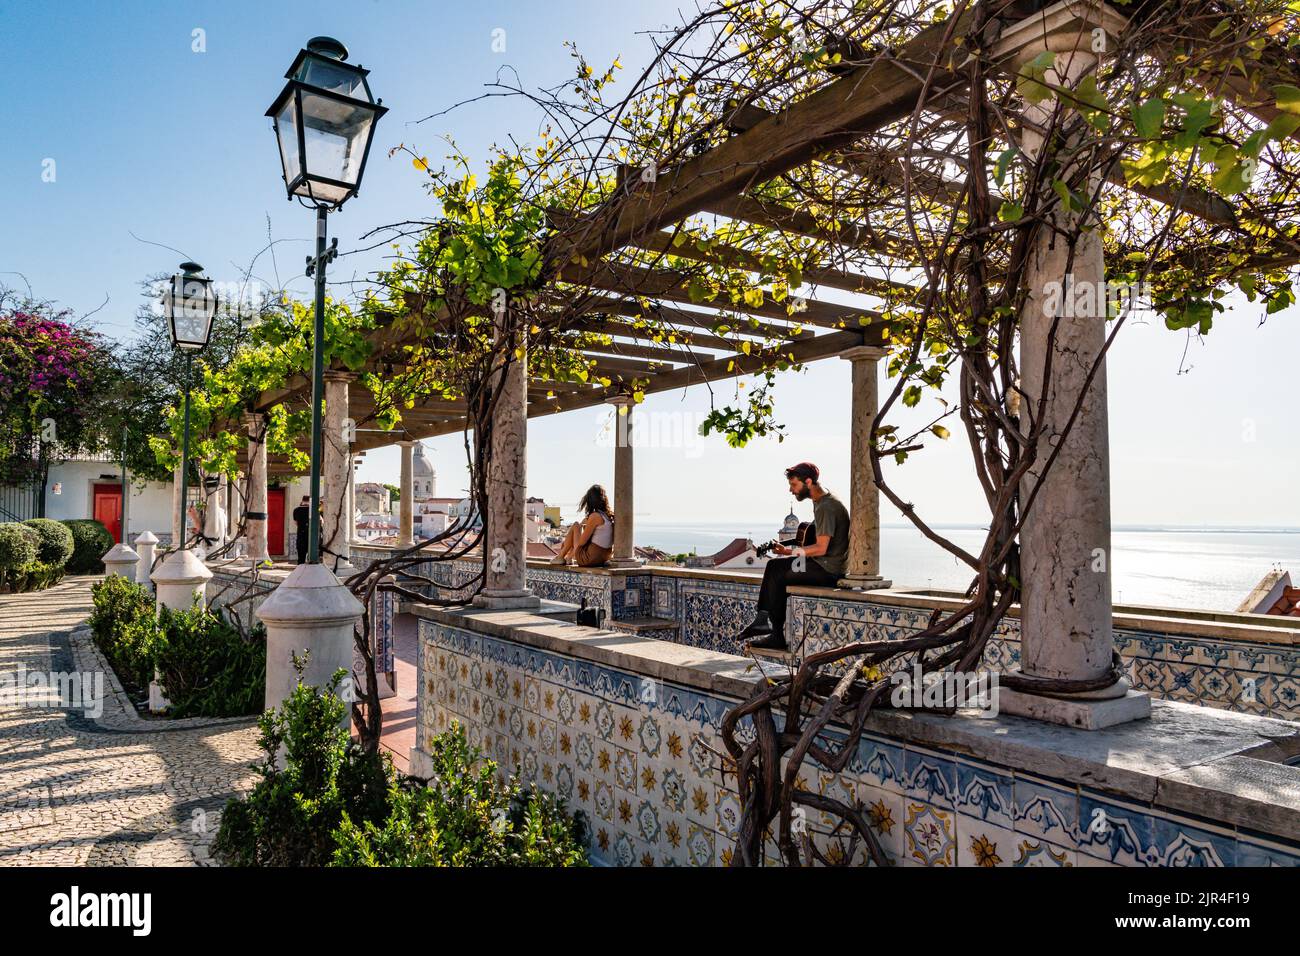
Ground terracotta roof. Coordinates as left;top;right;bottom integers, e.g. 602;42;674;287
704;537;751;566
1266;585;1300;617
527;541;558;558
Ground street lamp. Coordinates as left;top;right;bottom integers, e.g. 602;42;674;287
266;36;385;564
161;262;217;550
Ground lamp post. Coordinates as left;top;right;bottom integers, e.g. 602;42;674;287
161;262;217;551
257;38;377;721
266;36;386;564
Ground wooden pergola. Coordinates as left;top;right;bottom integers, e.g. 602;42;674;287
219;0;1300;721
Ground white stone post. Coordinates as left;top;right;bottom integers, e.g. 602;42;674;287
994;1;1148;729
839;346;891;589
134;531;158;594
256;563;364;729
322;370;356;575
473;309;538;609
102;543;139;582
397;440;416;547
150;549;213;713
606;396;641;569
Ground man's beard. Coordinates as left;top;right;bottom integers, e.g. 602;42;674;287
794;487;811;501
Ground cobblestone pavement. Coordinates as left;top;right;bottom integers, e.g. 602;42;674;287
0;577;261;866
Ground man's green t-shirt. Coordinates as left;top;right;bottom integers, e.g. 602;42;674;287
811;490;850;577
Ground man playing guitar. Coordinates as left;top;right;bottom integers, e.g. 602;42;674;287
737;461;850;652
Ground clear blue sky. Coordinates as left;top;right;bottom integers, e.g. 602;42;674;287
4;1;1297;530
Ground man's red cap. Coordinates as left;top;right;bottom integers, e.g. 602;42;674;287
785;461;819;482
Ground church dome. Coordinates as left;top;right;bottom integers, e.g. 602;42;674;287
412;443;435;478
781;508;800;534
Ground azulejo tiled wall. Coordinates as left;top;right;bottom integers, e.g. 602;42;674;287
416;615;1300;867
788;593;1300;722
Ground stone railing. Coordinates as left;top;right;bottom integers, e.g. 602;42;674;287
351;544;1300;721
411;602;1300;867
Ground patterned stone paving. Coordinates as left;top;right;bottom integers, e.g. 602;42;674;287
0;577;261;866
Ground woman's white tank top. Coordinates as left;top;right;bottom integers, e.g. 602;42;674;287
590;510;614;548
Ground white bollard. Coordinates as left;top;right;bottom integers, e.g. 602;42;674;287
133;531;158;594
101;543;140;582
257;563;363;729
149;549;213;713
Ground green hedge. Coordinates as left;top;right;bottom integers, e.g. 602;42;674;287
62;519;114;574
214;672;589;867
87;576;265;718
0;522;39;592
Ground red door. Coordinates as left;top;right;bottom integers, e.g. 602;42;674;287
93;483;123;544
267;488;286;557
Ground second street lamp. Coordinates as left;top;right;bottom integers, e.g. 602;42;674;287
161;262;217;551
266;36;385;565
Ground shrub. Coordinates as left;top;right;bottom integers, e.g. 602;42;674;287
214;672;589;868
212;668;391;867
0;522;38;591
154;604;265;718
88;575;162;694
332;723;589;867
62;519;113;573
23;517;74;567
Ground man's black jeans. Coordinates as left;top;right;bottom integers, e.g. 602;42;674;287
756;556;838;643
296;528;308;565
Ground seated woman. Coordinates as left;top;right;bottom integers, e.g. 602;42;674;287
551;485;615;567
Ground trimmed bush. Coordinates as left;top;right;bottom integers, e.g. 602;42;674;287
0;522;38;591
154;604;265;718
23;518;74;566
62;519;114;574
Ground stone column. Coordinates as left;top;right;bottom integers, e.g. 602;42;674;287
606;396;641;569
322;370;356;575
257;563;364;729
995;4;1148;729
839;346;891;589
202;474;227;556
102;542;139;582
397;440;416;547
171;462;185;549
243;412;270;564
473;312;538;609
134;530;158;594
346;453;357;546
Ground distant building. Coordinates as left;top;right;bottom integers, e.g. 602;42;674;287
1238;569;1300;617
355;482;392;515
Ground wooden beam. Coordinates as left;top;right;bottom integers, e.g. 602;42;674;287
560;260;879;330
547;13;969;271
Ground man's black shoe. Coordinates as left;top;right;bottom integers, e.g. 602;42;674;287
745;632;788;652
736;611;772;640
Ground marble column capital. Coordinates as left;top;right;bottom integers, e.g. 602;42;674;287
839;346;888;364
322;369;358;384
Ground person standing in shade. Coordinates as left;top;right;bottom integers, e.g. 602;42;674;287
737;462;850;651
292;495;311;565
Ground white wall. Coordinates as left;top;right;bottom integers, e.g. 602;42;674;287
44;460;173;538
